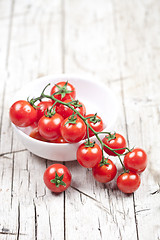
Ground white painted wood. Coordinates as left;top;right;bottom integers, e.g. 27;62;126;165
0;0;160;239
113;1;160;239
0;0;64;239
64;1;138;239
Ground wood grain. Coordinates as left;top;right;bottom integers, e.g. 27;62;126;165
0;0;160;239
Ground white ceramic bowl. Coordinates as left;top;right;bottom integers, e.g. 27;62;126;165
11;74;118;161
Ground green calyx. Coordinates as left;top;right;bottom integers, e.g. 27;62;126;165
105;132;116;142
65;114;77;125
88;113;101;124
27;97;39;109
54;81;73;99
99;157;110;167
44;107;56;118
120;169;130;175
84;141;95;148
70;98;82;108
50;171;66;188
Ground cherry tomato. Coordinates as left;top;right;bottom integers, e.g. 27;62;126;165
30;121;38;128
102;133;126;156
85;114;104;137
9;100;37;127
43;164;72;193
92;159;117;183
29;127;49;142
36;101;54;121
117;171;141;194
38;113;64;140
50;136;67;143
124;148;147;173
60;116;86;143
57;99;86;119
50;81;76;102
77;142;102;168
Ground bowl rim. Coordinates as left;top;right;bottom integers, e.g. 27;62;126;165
12;73;118;146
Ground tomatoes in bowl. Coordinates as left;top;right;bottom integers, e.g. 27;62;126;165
10;100;37;127
85;114;104;137
29;127;49;142
9;75;118;161
36;100;54;121
57;99;86;119
38;113;64;141
60;116;86;143
50;81;76;102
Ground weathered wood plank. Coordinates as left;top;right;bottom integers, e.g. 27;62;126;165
115;1;160;239
0;1;64;240
64;1;138;239
113;1;160;239
1;0;63;154
0;0;160;239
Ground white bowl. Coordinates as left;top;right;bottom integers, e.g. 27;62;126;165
11;74;118;161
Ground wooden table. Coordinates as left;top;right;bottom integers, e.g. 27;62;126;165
0;0;160;239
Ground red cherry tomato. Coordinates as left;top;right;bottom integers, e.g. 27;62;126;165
36;101;54;121
117;171;141;194
9;100;37;127
57;99;86;119
50;136;67;143
85;114;104;137
38;113;64;140
50;81;76;102
60;116;86;143
92;159;117;183
77;142;102;168
30;121;38;128
43;164;72;193
124;148;147;173
29;127;49;142
102;133;126;156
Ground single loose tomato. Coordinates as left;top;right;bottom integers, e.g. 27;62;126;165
57;99;86;119
102;133;126;156
92;159;117;183
36;101;54;121
9;100;37;127
117;171;141;194
29;127;49;142
85;114;104;137
60;116;86;143
124;148;147;173
50;81;76;102
43;164;72;193
50;136;67;143
38;113;64;140
77;142;102;168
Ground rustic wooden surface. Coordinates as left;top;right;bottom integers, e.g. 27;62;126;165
0;0;160;239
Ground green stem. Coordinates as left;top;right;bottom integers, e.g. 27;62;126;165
117;155;126;172
86;124;91;145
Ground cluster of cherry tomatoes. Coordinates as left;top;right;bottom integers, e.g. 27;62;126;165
9;81;147;194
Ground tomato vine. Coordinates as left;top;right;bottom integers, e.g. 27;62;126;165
32;83;133;173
